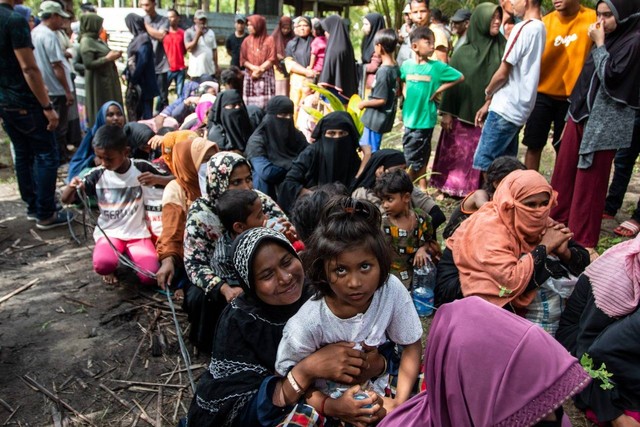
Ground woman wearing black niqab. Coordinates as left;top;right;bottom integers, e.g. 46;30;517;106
206;89;253;153
279;111;361;212
245;96;309;200
317;15;358;101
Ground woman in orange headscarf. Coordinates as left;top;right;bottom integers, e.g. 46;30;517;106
156;133;218;291
240;15;277;109
437;170;589;311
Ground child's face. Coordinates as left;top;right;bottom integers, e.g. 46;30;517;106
374;42;382;56
410;1;430;27
381;192;411;218
94;147;129;172
253;242;304;306
325;247;380;317
412;36;435;59
240;198;267;230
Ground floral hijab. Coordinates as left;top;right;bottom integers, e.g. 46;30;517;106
205;151;252;200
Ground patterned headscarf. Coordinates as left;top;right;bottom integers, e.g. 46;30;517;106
205;152;251;200
232;227;298;291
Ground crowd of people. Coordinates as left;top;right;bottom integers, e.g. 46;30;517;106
1;0;640;425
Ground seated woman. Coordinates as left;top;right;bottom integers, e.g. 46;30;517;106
206;89;254;153
67;101;125;182
187;227;386;426
279;111;361;213
556;237;640;427
437;170;589;313
245;96;308;200
351;148;446;235
155;133;216;294
378;296;592;427
183;152;289;353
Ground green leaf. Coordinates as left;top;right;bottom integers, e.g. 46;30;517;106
581;353;615;390
301;106;324;123
305;82;346;112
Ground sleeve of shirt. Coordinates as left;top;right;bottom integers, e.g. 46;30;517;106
184;29;193;44
9;14;34;50
210;30;217;49
369;68;390;100
385;277;423;345
81;167;103;198
160;16;170;32
432;27;449;51
438;63;463;82
45;32;66;64
274;311;318;376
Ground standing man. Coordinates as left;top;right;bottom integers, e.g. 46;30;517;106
410;0;449;63
225;14;247;68
31;1;74;162
522;0;595;170
450;8;471;54
164;8;186;96
184;9;218;82
141;0;170;113
473;0;546;174
1;0;72;229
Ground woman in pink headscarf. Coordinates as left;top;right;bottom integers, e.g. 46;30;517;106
379;296;591;427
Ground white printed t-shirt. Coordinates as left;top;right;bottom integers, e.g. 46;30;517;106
82;160;167;241
489;19;546;126
275;274;423;394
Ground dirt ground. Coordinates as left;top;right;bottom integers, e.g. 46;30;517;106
1;127;637;425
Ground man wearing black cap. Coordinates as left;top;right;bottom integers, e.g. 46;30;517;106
225;14;247;68
450;8;471;54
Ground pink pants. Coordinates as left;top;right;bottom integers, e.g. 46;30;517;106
93;237;159;285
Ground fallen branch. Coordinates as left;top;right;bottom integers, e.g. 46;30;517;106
0;398;13;413
98;384;157;427
126;310;161;377
2;404;20;425
0;279;39;305
22;375;95;426
62;295;95;308
159;364;206;377
156;386;163;427
107;380;186;389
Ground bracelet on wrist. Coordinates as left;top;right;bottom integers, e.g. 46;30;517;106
42;102;54;111
379;356;388;377
287;370;305;396
319;395;329;417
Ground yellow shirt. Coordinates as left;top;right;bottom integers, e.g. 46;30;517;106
537;6;596;98
429;24;450;62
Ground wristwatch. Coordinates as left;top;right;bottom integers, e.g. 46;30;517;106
42;102;54;111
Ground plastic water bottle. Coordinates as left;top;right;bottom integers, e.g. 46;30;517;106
353;391;373;408
412;258;436;317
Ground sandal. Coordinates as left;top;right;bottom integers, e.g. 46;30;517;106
613;220;640;238
602;212;615;220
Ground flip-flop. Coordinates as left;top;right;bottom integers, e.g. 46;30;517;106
602;212;615;220
614;220;640;238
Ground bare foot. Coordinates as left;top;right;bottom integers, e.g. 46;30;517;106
174;289;184;301
612;414;640;427
102;274;119;285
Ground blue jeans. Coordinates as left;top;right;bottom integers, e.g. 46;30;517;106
0;105;60;220
473;111;521;171
167;69;186;99
250;156;287;200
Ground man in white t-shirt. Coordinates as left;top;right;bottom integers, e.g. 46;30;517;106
184;10;218;81
473;0;546;173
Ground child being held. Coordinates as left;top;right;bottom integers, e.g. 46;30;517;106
275;197;423;415
357;29;401;178
62;125;169;285
308;19;326;75
374;169;440;289
400;26;464;191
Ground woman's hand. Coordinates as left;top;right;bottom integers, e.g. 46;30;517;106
106;50;122;61
440;113;453;132
413;246;429;268
220;283;243;303
298;342;366;385
324;386;386;427
156;257;175;290
588;21;605;47
148;134;164;150
540;225;572;254
305;68;317;79
352;344;385;384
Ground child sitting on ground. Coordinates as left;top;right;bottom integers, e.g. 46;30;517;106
357;29;400;178
61;125;169;285
275;197;423;415
212;189;268;290
374;169;440;289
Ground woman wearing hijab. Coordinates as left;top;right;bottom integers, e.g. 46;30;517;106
318;15;358;102
431;3;506;198
124;13;159;121
360;12;386;96
550;0;640;254
556;237;640;426
67;101;126;182
350;149;446;232
156;133;214;291
245;96;308;200
206;89;253;153
284;16;316;122
379;296;591;427
187;227;387;426
79;13;123;127
183;152;288;352
240;14;277;109
439;170;588;310
14;5;35;30
279;111;361;213
271;16;294;97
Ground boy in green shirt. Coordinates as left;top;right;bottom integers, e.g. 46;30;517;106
400;26;464;190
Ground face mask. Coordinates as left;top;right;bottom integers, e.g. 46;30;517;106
198;163;208;195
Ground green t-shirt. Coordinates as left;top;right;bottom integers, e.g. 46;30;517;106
400;59;462;129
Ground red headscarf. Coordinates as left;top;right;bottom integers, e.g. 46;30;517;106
271;16;294;58
240;15;277;66
447;170;558;308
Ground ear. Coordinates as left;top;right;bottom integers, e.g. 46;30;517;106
402;192;412;204
124;146;131;157
232;222;245;235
